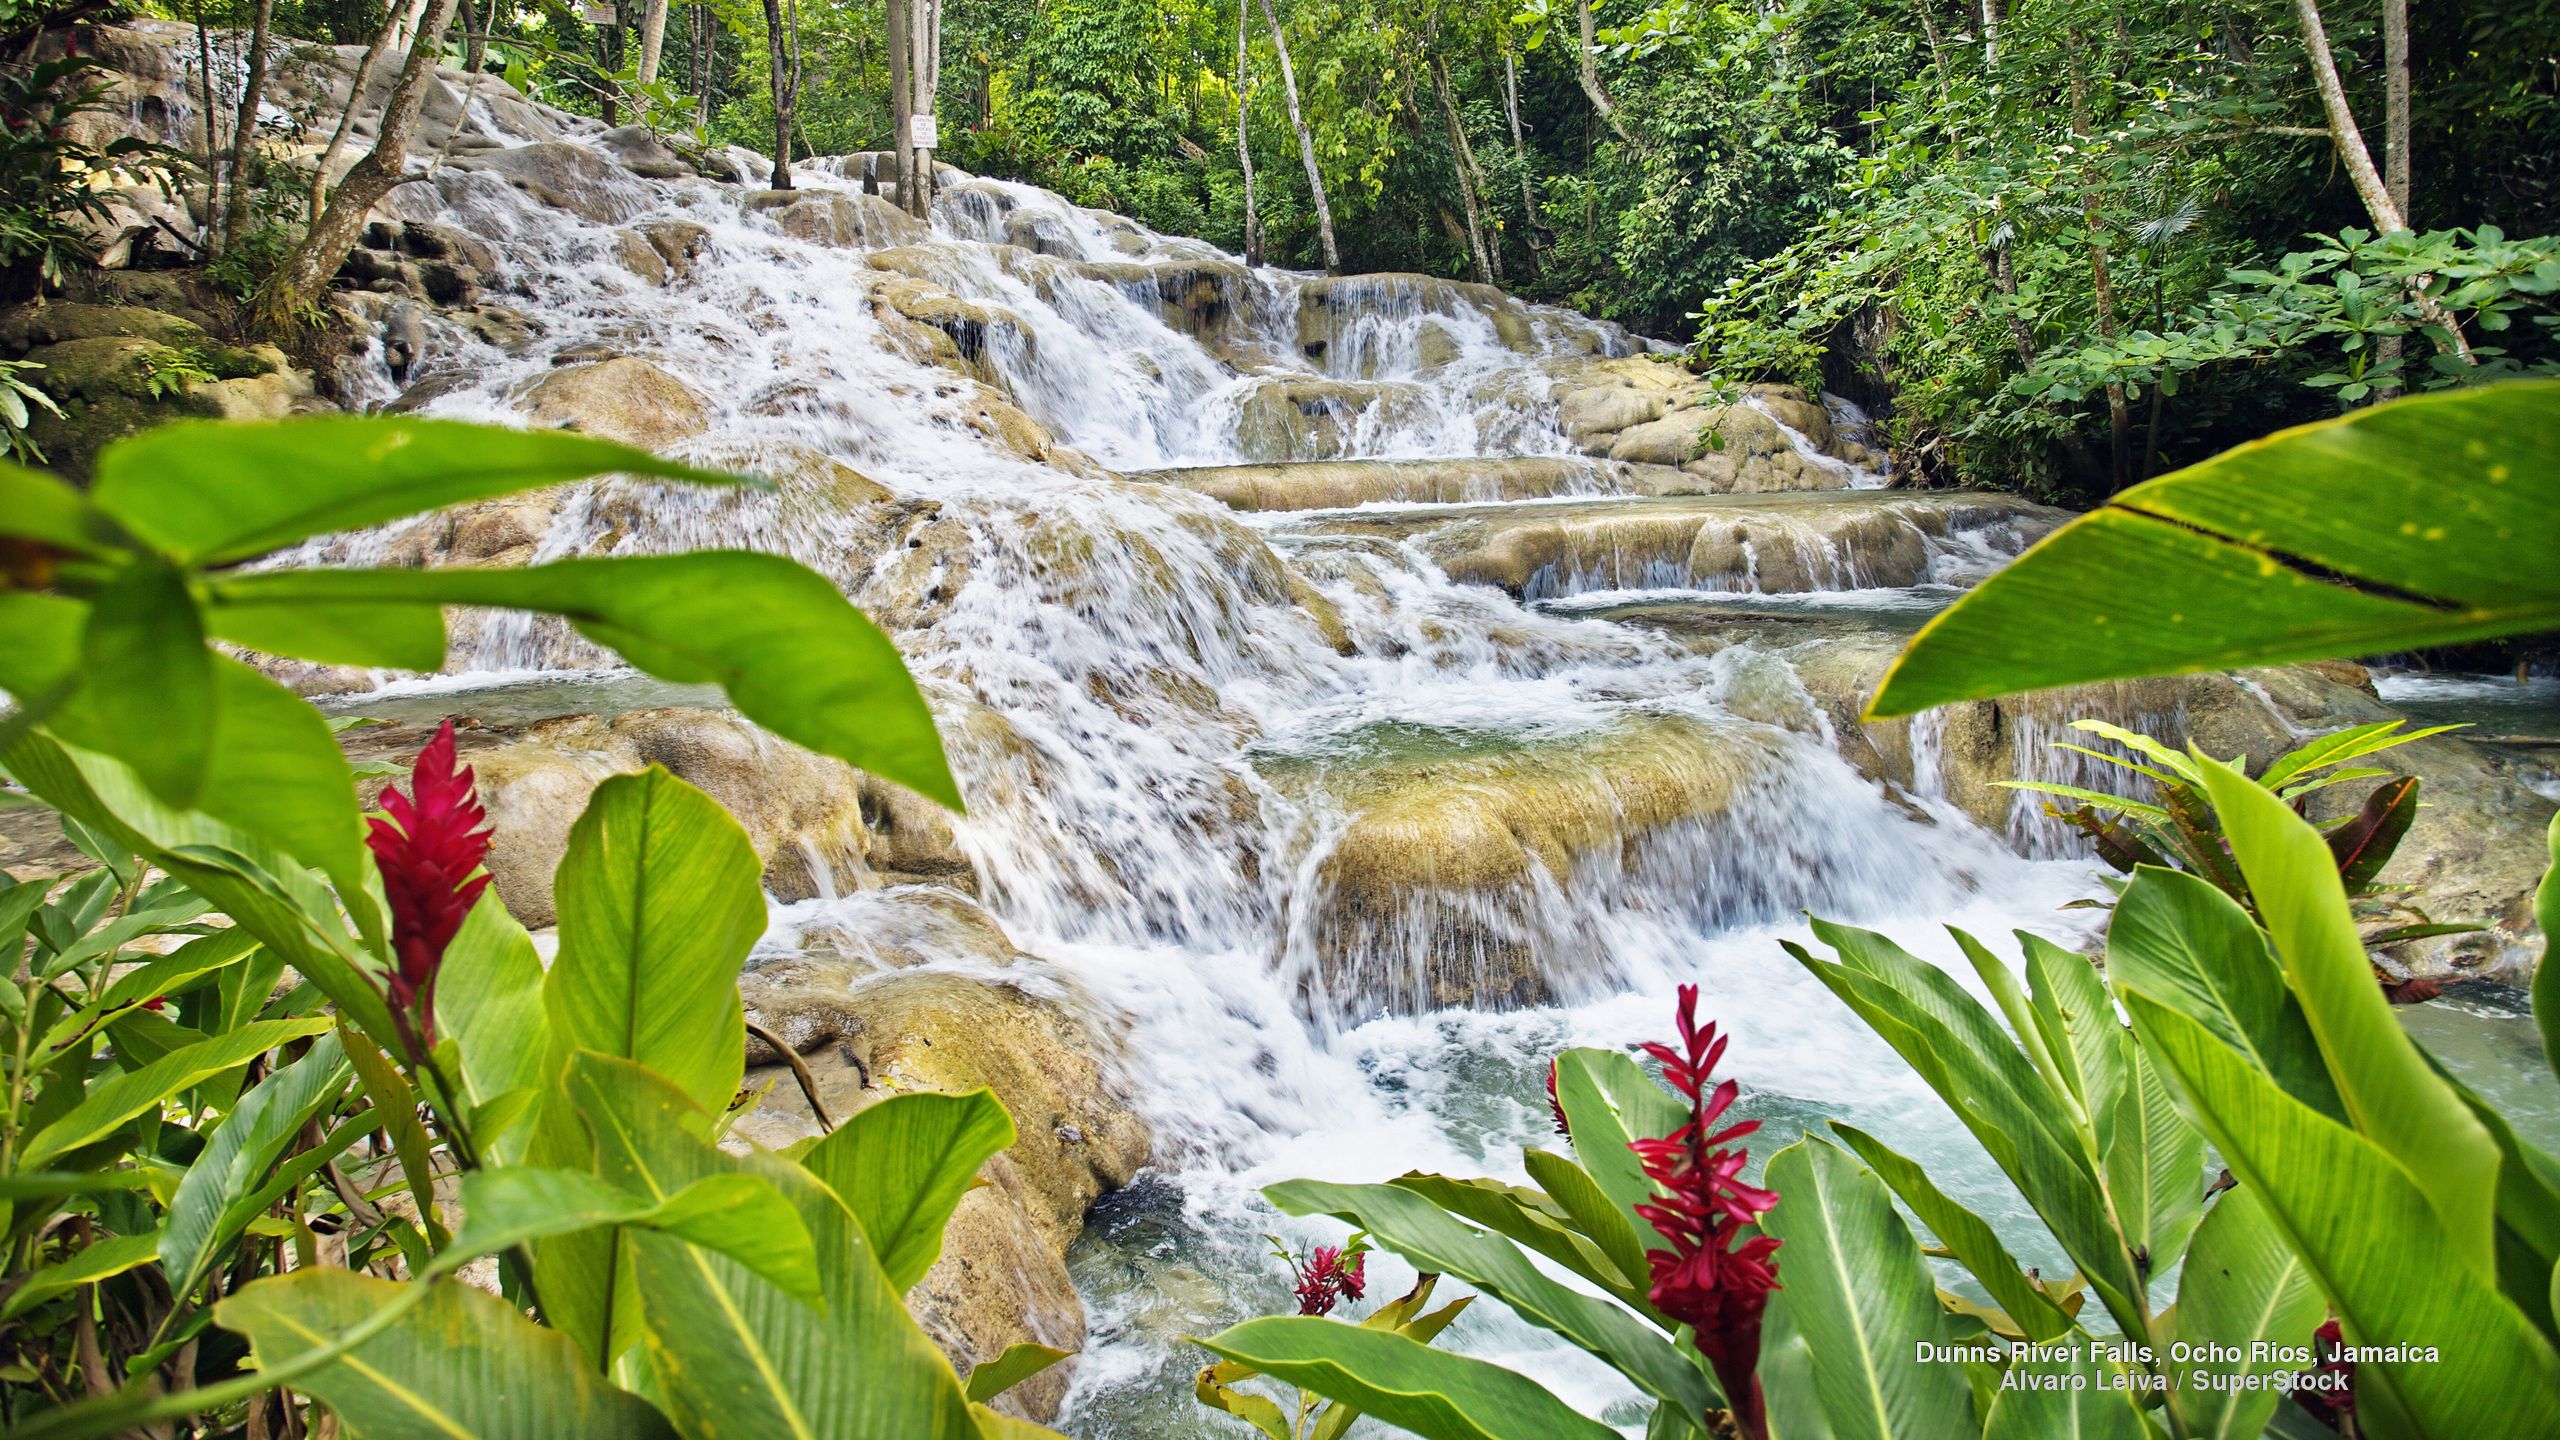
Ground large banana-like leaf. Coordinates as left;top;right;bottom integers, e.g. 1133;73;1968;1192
536;766;764;1363
2107;866;2342;1119
1520;1147;1656;1298
217;1268;678;1439
2534;812;2558;1084
1551;1046;1686;1233
800;1089;1015;1291
1196;1316;1620;1440
450;1166;823;1307
440;894;551;1140
1784;936;2142;1336
1826;1122;2076;1344
1267;1178;1716;1414
16;1016;334;1168
2195;757;2500;1279
2127;993;2560;1438
1867;382;2560;716
565;1052;986;1440
1760;1138;1976;1440
2165;1186;2326;1440
2101;1042;2204;1283
1976;1339;2147;1440
1390;1170;1640;1306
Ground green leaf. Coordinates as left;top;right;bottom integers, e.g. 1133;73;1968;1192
1193;1360;1295;1440
1386;1170;1639;1307
564;1052;984;1440
342;1026;444;1240
37;928;258;1055
962;1343;1072;1404
218;1268;679;1439
18;1016;334;1168
801;1089;1015;1291
2127;992;2560;1439
448;1166;822;1307
2101;1042;2204;1282
2166;1186;2326;1440
89;415;746;566
0;1231;159;1323
1827;1122;2076;1343
1870;382;2560;716
439;895;550;1154
0;461;122;553
159;1033;352;1299
1519;1147;1654;1296
212;553;961;808
1267;1178;1716;1416
205;594;448;671
1550;1046;1686;1237
74;556;211;805
546;767;760;1114
1760;1137;1976;1440
2325;775;2420;891
2196;755;2500;1279
2106;867;2343;1120
1978;1338;2147;1440
1196;1317;1620;1440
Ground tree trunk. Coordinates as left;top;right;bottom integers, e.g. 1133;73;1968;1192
903;0;938;218
762;0;794;188
887;0;910;200
1502;52;1547;267
219;0;276;252
2376;0;2410;395
1429;55;1493;284
637;0;671;84
307;10;398;222
1574;0;1639;147
1979;0;2001;68
258;0;462;335
1235;0;1261;266
459;0;485;72
1257;0;1337;272
692;6;715;128
2068;45;2132;491
190;0;223;245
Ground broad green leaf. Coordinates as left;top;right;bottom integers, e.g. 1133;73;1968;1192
1551;1046;1685;1235
546;766;759;1112
2167;1187;2326;1440
1520;1146;1654;1295
206;595;448;671
1386;1170;1638;1306
1761;1137;1976;1440
449;1166;821;1307
564;1052;984;1440
1193;1360;1294;1440
0;1230;158;1322
90;415;745;565
75;556;211;805
440;894;550;1159
37;928;255;1055
18;1016;333;1168
2018;932;2129;1152
341;1027;443;1240
801;1089;1015;1290
968;1404;1069;1439
1268;1177;1717;1415
962;1342;1072;1404
1978;1338;2147;1440
2196;755;2499;1279
160;1033;351;1298
218;1268;678;1439
0;461;122;552
2106;867;2342;1119
1197;1316;1619;1440
212;552;960;808
2101;1042;2205;1281
1870;382;2560;716
2127;993;2560;1439
2430;1053;2560;1341
1828;1122;2076;1343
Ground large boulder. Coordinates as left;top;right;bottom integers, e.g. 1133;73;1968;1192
450;140;650;225
520;356;709;449
729;913;1152;1423
746;189;926;250
1231;378;1433;462
0;301;318;475
1135;456;1696;512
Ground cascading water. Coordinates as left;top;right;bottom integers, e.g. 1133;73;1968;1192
260;67;2244;1436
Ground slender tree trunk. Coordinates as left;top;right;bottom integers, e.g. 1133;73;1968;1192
1501;52;1546;267
2068;45;2132;491
1979;0;2001;67
1911;0;1951;106
1574;0;1639;147
693;5;715;128
461;0;485;72
1257;0;1337;272
1429;55;1494;284
258;0;463;334
308;12;397;222
762;0;793;187
637;0;671;84
886;0;910;199
219;0;276;251
1235;0;1261;266
190;0;223;245
903;0;938;217
2376;0;2410;395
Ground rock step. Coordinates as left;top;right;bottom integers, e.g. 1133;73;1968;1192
1131;455;1704;511
1286;490;2068;599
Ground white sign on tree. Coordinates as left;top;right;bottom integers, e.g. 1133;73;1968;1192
908;115;939;150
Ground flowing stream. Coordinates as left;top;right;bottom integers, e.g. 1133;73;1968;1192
278;89;2557;1436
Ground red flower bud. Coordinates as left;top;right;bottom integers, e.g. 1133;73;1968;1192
365;721;492;1063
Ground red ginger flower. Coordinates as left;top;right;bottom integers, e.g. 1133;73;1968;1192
1547;1057;1571;1137
366;721;492;1063
1630;984;1779;1440
1277;1238;1369;1317
2295;1318;2357;1430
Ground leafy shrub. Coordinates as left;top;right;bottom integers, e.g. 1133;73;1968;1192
0;56;175;303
